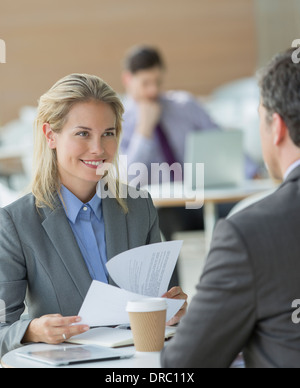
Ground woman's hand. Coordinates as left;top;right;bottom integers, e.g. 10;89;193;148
162;287;188;326
22;314;89;345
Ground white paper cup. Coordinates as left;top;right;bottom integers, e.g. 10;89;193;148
126;299;167;352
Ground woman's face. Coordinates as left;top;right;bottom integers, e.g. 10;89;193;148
44;100;118;199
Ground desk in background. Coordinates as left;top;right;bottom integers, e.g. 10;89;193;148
144;180;278;251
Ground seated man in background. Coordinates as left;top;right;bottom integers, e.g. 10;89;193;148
121;45;258;186
120;46;258;286
161;48;300;368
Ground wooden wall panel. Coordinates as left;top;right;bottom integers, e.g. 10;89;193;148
0;0;256;125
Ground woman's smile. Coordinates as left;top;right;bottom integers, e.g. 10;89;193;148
80;159;106;169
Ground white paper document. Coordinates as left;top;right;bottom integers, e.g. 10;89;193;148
78;241;184;327
78;281;185;327
106;240;183;297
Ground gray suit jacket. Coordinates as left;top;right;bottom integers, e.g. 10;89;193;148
161;166;300;368
0;189;161;357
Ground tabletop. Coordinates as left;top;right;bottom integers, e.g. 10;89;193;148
1;343;245;369
144;179;278;208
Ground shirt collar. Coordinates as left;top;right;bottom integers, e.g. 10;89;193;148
284;159;300;181
60;185;102;224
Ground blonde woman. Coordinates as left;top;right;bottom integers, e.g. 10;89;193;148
0;74;187;357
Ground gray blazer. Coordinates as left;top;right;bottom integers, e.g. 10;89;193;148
0;189;161;357
161;166;300;368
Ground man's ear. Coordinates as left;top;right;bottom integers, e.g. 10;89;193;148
121;70;133;89
43;123;57;149
272;113;288;146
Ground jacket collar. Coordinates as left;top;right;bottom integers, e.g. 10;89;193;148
280;165;300;189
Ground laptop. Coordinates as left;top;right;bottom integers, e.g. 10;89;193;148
16;344;134;366
185;130;244;190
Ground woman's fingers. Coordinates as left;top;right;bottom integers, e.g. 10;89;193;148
162;287;188;326
166;300;188;326
55;323;90;341
50;315;81;327
23;314;89;344
48;316;89;341
162;287;188;301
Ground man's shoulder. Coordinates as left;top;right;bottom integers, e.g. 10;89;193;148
2;193;35;215
0;193;40;229
162;90;197;106
122;95;137;113
122;91;197;111
229;180;299;234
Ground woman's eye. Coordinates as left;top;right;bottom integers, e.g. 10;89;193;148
76;131;89;137
103;131;116;137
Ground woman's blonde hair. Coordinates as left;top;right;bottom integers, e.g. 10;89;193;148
31;73;128;213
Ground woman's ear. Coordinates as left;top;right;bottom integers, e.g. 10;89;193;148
43;123;57;149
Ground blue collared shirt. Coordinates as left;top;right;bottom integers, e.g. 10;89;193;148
60;185;108;283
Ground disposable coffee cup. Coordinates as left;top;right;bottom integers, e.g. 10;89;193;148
126;298;167;352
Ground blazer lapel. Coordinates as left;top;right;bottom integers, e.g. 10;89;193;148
102;196;129;261
41;192;129;292
41;200;92;300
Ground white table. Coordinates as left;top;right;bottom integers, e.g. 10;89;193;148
1;343;245;369
144;180;278;250
1;343;161;369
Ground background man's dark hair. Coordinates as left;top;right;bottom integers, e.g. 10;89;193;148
258;48;300;147
124;46;165;74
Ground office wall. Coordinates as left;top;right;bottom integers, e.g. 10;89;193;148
255;0;300;67
0;0;256;125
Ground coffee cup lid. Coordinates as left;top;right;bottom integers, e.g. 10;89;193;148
126;298;167;313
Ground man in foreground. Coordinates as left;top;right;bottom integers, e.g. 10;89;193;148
161;48;300;368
